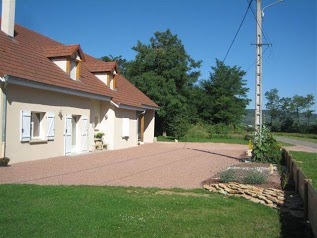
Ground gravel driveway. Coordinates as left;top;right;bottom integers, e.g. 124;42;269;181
0;142;247;189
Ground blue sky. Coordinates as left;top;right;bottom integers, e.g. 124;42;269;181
1;0;317;111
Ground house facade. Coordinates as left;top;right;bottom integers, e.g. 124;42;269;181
0;0;159;164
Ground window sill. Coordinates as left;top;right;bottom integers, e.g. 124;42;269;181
29;139;48;144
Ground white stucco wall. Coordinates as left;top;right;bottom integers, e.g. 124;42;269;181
113;108;138;149
52;58;67;72
6;84;94;163
94;73;109;85
143;109;155;143
4;84;156;163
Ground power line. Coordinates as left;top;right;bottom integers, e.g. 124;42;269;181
223;0;254;63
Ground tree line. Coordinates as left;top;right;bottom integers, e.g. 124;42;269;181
102;29;249;137
265;89;316;133
101;29;316;136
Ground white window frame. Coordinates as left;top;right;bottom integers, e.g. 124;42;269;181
20;110;55;143
31;112;44;139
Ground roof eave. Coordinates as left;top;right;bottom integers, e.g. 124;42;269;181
6;75;112;102
110;101;145;111
142;104;160;110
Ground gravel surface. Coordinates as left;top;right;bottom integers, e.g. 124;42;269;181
0;142;248;189
276;136;317;151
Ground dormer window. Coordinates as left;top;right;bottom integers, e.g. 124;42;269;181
43;44;85;81
85;56;118;90
66;53;82;80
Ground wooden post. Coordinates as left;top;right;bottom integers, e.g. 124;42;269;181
304;179;312;221
295;168;299;193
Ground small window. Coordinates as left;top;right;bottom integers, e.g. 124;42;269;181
20;111;55;142
122;118;129;138
31;112;44;139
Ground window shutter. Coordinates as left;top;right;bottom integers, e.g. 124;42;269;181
81;116;88;151
46;112;55;141
122;118;129;137
76;61;81;80
20;111;31;142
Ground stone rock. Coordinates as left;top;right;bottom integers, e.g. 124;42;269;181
218;184;227;189
203;181;293;210
218;190;227;195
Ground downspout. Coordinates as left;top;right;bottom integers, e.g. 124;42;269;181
1;75;8;158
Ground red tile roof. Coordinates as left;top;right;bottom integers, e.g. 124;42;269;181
84;54;117;73
42;44;85;61
112;74;159;109
0;19;159;109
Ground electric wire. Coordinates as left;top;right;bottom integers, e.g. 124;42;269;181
245;45;270;73
222;0;254;63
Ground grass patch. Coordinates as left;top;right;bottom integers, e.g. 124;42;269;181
0;185;280;238
290;151;317;188
157;136;248;145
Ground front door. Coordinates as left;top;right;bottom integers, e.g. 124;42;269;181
65;114;88;155
65;114;72;155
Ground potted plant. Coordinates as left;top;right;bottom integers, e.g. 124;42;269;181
94;132;105;150
0;157;10;166
94;132;104;140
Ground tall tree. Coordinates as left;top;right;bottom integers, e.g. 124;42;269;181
265;88;280;127
126;29;201;135
302;94;315;124
200;59;250;126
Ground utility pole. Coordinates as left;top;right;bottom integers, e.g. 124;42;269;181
254;0;282;133
255;0;263;133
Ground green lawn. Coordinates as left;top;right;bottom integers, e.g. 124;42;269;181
0;185;280;238
290;151;317;188
157;136;248;145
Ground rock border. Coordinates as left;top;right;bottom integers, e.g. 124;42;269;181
203;182;285;209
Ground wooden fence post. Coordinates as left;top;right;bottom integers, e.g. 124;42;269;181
304;179;312;221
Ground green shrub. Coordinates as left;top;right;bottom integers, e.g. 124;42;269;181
210;123;230;136
95;132;104;139
168;116;190;139
219;169;236;183
243;171;267;185
251;125;281;164
0;157;10;166
185;124;210;138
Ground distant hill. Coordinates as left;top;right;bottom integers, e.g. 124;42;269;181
242;109;317;127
